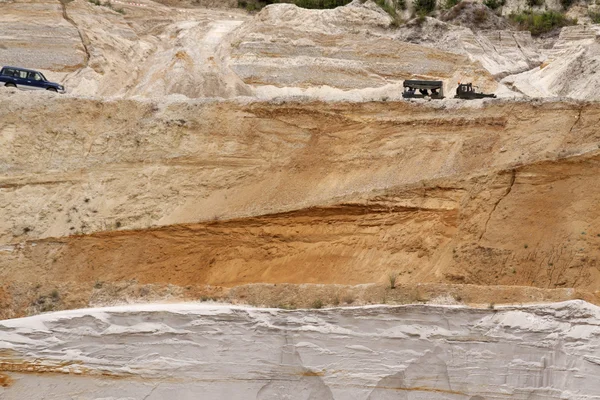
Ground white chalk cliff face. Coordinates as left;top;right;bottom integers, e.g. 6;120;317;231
1;301;599;399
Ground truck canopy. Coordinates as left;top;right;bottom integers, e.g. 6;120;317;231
403;80;443;89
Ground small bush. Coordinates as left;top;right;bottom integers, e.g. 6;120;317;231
511;10;576;35
488;302;495;309
375;0;403;27
589;10;600;23
443;0;459;9
413;0;436;15
560;0;574;9
474;8;487;23
388;271;398;289
483;0;504;10
527;0;544;7
343;294;355;304
51;289;60;301
440;0;469;21
94;280;103;289
311;299;323;309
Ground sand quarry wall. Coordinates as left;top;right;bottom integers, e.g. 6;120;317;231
1;95;600;307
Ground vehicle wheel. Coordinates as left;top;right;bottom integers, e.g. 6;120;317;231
47;87;57;92
5;83;16;88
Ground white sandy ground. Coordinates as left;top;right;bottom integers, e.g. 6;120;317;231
1;301;600;399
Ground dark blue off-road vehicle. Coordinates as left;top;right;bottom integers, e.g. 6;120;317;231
0;66;65;93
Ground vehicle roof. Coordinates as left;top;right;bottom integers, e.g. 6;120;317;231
2;66;41;73
403;80;443;88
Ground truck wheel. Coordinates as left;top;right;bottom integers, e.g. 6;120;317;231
47;87;57;92
5;83;16;88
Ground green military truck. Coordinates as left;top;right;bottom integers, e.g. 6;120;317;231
402;80;444;99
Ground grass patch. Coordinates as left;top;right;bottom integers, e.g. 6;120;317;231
388;271;399;289
510;10;576;35
342;294;355;304
474;7;487;23
443;0;459;9
589;10;600;23
413;0;436;15
441;0;469;21
311;299;324;309
560;0;574;10
88;0;125;14
526;0;544;7
374;0;403;27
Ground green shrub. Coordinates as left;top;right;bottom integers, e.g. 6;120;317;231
388;271;398;289
311;299;323;309
483;0;504;10
413;0;436;14
510;10;576;35
527;0;544;7
560;0;574;9
589;10;600;23
440;1;469;21
375;0;403;26
443;0;459;9
474;7;487;23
